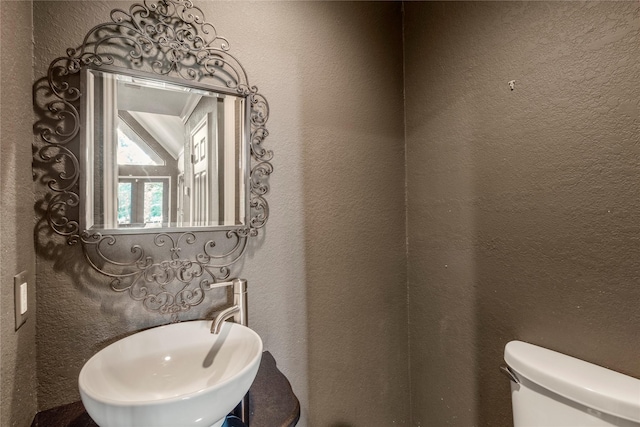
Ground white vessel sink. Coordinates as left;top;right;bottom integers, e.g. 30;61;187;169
79;320;262;427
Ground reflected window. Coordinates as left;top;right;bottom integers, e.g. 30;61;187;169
117;119;165;166
117;182;132;224
143;182;164;224
117;178;169;227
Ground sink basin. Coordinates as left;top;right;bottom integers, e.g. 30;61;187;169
79;320;262;427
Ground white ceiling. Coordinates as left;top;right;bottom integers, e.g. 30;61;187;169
117;81;202;159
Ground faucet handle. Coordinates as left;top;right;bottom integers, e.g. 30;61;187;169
207;280;235;290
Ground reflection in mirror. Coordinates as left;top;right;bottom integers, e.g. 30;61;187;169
82;68;248;231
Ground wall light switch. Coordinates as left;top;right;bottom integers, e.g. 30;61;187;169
14;271;28;330
20;283;27;314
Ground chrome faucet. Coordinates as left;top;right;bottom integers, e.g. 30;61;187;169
210;278;248;334
208;278;251;425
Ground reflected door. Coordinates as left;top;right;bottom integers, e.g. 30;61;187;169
191;116;210;226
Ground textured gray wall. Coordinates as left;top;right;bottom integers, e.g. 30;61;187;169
1;1;38;426
20;3;637;426
33;2;408;426
405;2;640;426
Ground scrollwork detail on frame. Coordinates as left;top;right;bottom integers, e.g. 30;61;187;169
34;0;272;320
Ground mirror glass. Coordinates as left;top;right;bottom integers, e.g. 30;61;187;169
82;68;248;231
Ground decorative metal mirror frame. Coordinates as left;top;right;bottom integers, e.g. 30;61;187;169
36;0;272;319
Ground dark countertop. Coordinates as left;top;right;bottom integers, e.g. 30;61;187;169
31;351;300;427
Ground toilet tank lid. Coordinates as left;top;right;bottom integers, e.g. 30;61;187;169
504;341;640;423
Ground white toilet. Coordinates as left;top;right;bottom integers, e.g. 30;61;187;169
503;340;640;427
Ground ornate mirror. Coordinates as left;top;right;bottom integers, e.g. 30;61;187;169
35;0;272;320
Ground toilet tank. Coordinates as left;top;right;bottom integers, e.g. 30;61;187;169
504;341;640;427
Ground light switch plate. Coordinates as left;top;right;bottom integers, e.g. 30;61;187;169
14;271;28;330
